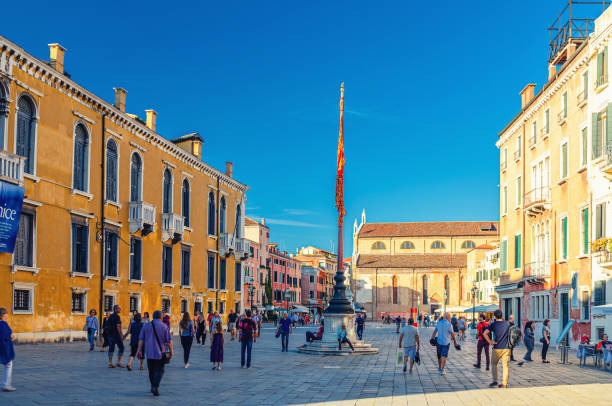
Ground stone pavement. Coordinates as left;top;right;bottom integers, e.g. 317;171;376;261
2;323;612;406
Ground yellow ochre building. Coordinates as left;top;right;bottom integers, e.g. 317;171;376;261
0;36;249;342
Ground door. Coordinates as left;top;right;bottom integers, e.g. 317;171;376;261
560;292;570;345
503;298;512;320
514;297;521;326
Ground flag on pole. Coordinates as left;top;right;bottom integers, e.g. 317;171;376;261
335;83;346;218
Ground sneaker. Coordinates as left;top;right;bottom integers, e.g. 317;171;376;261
517;362;524;367
409;370;413;375
473;364;481;369
1;387;16;392
489;382;498;387
441;370;446;376
185;363;189;369
403;365;407;373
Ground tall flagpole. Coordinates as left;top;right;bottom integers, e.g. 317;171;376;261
325;83;353;314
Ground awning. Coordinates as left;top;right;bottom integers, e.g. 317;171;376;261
495;283;519;293
463;304;499;313
291;305;310;313
434;306;466;313
592;304;612;316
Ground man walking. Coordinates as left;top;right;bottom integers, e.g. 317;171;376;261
239;310;257;368
430;312;459;376
473;313;490;370
399;317;420;374
508;315;517;362
276;313;293;352
137;310;173;396
107;305;125;368
483;309;511;388
228;309;238;341
355;313;365;340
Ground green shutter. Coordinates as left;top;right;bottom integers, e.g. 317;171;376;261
598;51;603;82
605;46;609;82
584;71;588;98
562;218;568;259
584;208;589;254
514;234;521;269
501;240;507;273
593;113;600;158
546;110;550;133
582;128;588;165
607;103;612;153
562;143;568;178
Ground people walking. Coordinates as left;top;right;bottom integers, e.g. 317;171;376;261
541;319;551;364
276;313;293;352
337;324;355;351
395;316;401;334
210;311;221;335
179;313;195;368
399;317;419;374
210;322;224;370
239;310;257;368
458;317;466;341
356;313;365;340
107;305;125;368
430;312;460;376
137;310;173;397
518;321;535;365
483;309;511;388
195;312;206;346
85;309;99;351
228;309;238;341
0;308;15;392
473;313;490;370
508;315;517;361
100;311;111;352
126;313;144;371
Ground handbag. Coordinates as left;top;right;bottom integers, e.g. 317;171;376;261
415;350;421;365
152;322;171;365
540;337;546;344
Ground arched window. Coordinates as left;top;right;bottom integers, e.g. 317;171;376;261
16;95;36;174
182;179;190;227
105;139;118;202
444;276;450;304
400;241;415;249
235;204;242;238
431;240;446;249
162;168;172;213
219;196;226;233
208;191;215;235
0;83;8;149
130;153;142;201
392;275;398;305
422;276;428;304
461;240;476;250
73;123;89;192
371;241;386;250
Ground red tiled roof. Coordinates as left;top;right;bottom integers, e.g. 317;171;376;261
245;217;258;226
358;221;499;238
357;254;467;269
474;243;496;250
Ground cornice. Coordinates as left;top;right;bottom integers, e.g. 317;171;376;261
0;36;249;193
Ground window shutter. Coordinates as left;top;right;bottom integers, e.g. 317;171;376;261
584;71;589;96
130;159;141;202
584;208;590;254
593;113;600;158
582;128;588;165
80;225;88;273
598;51;603;81
545;110;550;133
106;145;117;201
71;223;78;272
500;240;507;272
607;103;612;151
605;46;609;81
135;239;142;280
597;204;603;239
515;234;521;268
563;218;568;259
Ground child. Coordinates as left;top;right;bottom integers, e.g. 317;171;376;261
210;322;224;370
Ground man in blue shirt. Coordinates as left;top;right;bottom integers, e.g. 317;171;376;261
275;313;293;352
430;312;459;376
137;310;173;396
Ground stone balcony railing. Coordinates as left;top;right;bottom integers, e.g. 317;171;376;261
161;212;184;243
0;150;25;185
235;237;250;260
129;201;156;235
220;232;235;257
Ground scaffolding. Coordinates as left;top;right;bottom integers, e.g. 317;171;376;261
549;1;611;64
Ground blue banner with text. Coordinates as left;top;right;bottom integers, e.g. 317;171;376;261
0;181;25;254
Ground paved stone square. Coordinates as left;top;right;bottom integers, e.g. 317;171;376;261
3;324;612;405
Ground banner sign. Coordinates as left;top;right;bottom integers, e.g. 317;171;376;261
0;181;25;254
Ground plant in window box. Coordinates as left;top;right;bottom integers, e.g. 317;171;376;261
592;239;607;252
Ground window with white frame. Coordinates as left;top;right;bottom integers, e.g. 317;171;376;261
71;220;89;273
194;300;202;315
531;121;537;145
105;138;118;202
71;291;86;314
502;185;508;215
516;176;522;207
581;207;590;255
560;140;568;180
207;301;214;314
73;123;90;192
544;109;550;134
103;294;115;312
581;288;590;320
13;284;34;313
162;297;171;313
104;230;118;277
560;216;568;260
580;127;588;167
129;295;140;313
181;299;188;314
16;95;37;174
14;211;35;267
219;300;225;315
530;293;550;320
561;91;568;119
595;202;606;240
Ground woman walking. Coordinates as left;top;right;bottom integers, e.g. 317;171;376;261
522;321;535;363
0;308;15;392
195;312;206;346
210;322;224;370
179;313;195;368
541;319;551;364
126;313;145;371
85;309;99;351
100;312;111;352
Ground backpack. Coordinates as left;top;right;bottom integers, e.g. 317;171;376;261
240;319;255;338
509;324;522;348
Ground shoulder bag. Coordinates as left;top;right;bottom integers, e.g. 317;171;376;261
152;322;171;364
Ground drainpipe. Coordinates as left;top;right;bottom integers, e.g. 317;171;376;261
98;113;107;326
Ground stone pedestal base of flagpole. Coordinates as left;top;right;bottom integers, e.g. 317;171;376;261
297;313;378;355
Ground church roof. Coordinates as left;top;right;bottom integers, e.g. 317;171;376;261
357;254;467;269
358;221;499;238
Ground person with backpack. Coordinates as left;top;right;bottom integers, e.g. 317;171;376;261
136;310;173;397
508;315;519;361
473;313;490;370
239;310;257;368
483;309;518;389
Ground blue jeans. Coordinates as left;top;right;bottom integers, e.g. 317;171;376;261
281;332;289;351
241;339;253;367
524;338;534;361
108;337;125;356
356;325;364;340
87;328;96;349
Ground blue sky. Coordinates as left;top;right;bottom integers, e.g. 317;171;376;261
2;0;599;255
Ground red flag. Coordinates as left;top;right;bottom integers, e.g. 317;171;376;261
335;83;346;218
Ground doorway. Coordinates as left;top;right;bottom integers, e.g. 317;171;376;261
560;292;570;344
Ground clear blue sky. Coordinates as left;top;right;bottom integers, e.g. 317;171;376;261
3;0;594;255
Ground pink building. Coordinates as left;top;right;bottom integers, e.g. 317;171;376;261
269;244;301;309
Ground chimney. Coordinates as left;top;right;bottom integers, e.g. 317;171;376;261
520;84;536;109
171;133;203;159
145;109;157;132
48;43;66;74
114;88;127;112
226;161;233;177
548;64;557;81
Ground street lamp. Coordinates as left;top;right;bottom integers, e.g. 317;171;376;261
471;284;478;328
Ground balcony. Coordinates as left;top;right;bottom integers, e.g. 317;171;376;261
0;150;25;185
524;187;551;217
597;73;608;89
513;150;521;161
524;258;551;284
529;134;536;148
235;237;250;260
557;109;567;125
540;127;549;140
129;201;156;235
598;145;612;175
577;90;587;107
595;250;612;270
161;212;184;243
220;232;235;257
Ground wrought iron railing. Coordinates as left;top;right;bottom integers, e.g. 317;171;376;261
524;187;551;207
525;258;551;277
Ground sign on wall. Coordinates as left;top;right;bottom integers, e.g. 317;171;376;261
0;181;25;253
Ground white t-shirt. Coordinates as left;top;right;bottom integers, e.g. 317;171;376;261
401;325;418;348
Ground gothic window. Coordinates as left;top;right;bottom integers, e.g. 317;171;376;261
105;139;118;202
73;123;89;192
16;95;36;174
130;153;142;201
182;179;190;227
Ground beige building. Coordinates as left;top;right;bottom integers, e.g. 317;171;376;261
466;244;500;311
352;212;498;319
